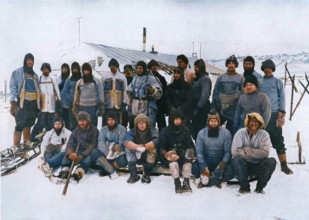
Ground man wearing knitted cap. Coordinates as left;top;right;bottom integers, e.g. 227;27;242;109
148;59;168;132
91;111;127;179
102;58;128;126
259;59;293;175
59;111;99;182
233;75;271;132
175;54;196;84
212;55;244;134
10;53;40;147
127;61;162;127
196;111;232;188
231;113;276;194
242;56;262;80
73;62;104;127
31;63;61;140
160;110;195;193
40;116;71;169
122;64;135;128
124;114;159;184
61;62;82;130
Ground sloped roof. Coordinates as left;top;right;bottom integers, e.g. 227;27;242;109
84;42;224;74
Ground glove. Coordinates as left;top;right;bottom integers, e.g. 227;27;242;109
146;85;156;95
216;161;226;171
113;144;121;152
69;153;78;161
276;111;286;127
164;150;179;161
10;101;18;117
200;168;210;185
185;149;194;160
136;146;146;153
72;103;78;119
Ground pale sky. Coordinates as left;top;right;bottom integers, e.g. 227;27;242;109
1;0;308;87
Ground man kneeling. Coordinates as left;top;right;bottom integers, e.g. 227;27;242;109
231;112;276;194
160;110;194;193
124;114;159;184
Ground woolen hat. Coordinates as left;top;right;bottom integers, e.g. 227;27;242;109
109;58;119;68
225;55;239;67
177;54;189;65
244;74;259;88
261;59;276;72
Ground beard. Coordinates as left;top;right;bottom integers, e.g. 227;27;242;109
244;68;254;78
83;74;93;83
208;126;220;137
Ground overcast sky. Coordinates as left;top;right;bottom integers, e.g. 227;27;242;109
1;0;308;87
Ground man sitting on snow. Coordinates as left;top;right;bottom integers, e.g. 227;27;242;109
231;112;276;194
124;114;159;184
40;116;71;169
59;111;99;182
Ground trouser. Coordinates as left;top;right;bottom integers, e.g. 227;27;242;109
220;115;234;135
61;107;70;129
266;112;286;155
68;107;77;131
156;110;166;133
126;148;157;175
168;155;192;179
91;148;127;173
122;110;129;128
103;108;122;127
62;154;93;173
231;156;276;190
31;112;55;140
45;152;65;169
15;100;38;132
191;108;208;141
79;105;98;127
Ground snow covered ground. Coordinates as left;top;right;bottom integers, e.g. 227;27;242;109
1;81;309;220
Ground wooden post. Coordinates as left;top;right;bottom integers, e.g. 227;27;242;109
284;63;287;87
285;64;298;93
289;75;295;121
296;131;303;163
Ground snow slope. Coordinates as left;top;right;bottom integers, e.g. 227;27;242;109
1;81;309;220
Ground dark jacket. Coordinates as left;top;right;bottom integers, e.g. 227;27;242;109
150;71;168;113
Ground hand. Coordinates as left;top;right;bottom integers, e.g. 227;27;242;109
146;85;156;95
136;146;146;153
276;111;286;127
10;101;18;117
200;168;210;185
200;167;210;177
76;155;83;163
164;151;179;161
185;149;194;160
216;161;226;171
113;144;121;152
69;153;78;161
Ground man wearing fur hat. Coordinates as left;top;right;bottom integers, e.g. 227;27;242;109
231;113;276;194
242;56;262;80
233;75;271;132
127;61;162;127
10;53;40;146
91;111;127;179
166;67;193;126
122;64;135;128
102;58;128;126
196;111;232;188
31;63;61;140
212;55;244;134
73;62;104;127
61;62;82;130
41;116;71;169
160;110;195;193
59;111;99;182
124;114;159;184
175;54;196;84
148;59;168;132
259;59;293;175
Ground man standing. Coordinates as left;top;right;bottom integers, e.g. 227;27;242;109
124;114;159;184
148;59;168;132
175;54;196;84
73;62;104;127
10;53;40;146
31;63;61;140
59;111;99;182
122;64;135;128
231;113;276;194
243;56;262;80
127;61;162;127
259;59;293;175
57;63;70;128
233;75;271;132
91;112;127;179
102;58;127;125
61;62;82;130
160;110;195;193
212;55;244;134
41;116;71;169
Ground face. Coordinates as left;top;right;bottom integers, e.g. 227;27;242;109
208;119;219;128
137;122;147;131
125;68;133;77
78;119;88;129
173;118;182;126
150;65;157;73
245;82;257;94
177;60;187;69
173;72;181;80
248;117;260;132
72;68;79;74
244;62;254;71
227;62;236;72
107;118;116;127
194;65;200;72
26;59;34;68
263;67;273;77
110;66;118;74
136;66;144;75
62;67;69;74
54;121;63;130
42;68;50;76
83;69;91;76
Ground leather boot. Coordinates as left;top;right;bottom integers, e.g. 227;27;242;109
181;178;192;193
174;178;182;194
13;131;22;147
23;127;31;144
278;154;293;175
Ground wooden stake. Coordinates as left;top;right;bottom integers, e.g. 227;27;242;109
289;75;295;121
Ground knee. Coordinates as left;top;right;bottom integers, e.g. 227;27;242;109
146;151;157;164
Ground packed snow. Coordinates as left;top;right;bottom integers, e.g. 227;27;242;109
1;78;309;220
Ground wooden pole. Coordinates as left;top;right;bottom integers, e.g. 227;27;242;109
289;75;295;121
284;63;287;87
296;131;302;163
285;63;298;93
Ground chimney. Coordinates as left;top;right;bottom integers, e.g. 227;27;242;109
143;27;146;52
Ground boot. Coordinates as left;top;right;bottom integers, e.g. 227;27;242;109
181;178;192;193
127;162;140;184
58;168;70;179
72;167;85;183
141;173;151;184
239;188;251;194
174;178;182;194
23;127;31;144
254;187;265;194
13;131;22;147
278;154;293;175
141;163;152;184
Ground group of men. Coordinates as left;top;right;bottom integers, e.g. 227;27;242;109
9;52;292;194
